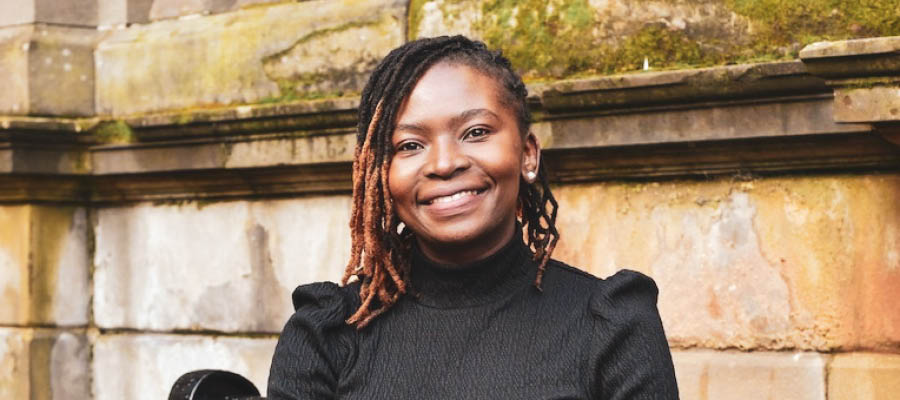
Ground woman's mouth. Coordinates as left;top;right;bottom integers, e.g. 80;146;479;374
428;189;481;205
421;188;487;216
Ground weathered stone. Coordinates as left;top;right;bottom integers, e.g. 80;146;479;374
28;25;96;116
149;0;209;20
553;174;900;351
833;86;900;123
0;206;90;326
0;26;33;115
828;353;900;400
0;0;100;27
95;0;406;115
540;94;867;149
0;328;91;400
410;0;898;79
0;0;147;27
0;206;29;325
35;0;100;27
0;24;96;116
0;1;35;27
93;197;352;332
799;37;900;124
91;131;356;174
147;0;287;21
93;333;277;400
800;37;900;84
672;350;826;400
800;36;900;61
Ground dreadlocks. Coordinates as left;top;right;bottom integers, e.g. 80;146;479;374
341;35;560;329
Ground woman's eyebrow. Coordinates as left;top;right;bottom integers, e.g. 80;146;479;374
394;122;427;134
395;108;501;134
449;108;500;129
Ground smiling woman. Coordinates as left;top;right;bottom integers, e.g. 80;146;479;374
268;36;679;399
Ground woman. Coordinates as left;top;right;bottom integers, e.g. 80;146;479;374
268;36;678;399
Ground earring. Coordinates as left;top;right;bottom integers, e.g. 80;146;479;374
526;171;537;182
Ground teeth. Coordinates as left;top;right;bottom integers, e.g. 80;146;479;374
431;190;478;204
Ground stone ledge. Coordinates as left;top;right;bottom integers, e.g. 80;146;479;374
1;55;898;202
800;36;900;79
801;36;900;125
536;61;829;114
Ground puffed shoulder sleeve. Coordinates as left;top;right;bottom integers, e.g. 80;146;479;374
589;270;679;400
268;282;357;400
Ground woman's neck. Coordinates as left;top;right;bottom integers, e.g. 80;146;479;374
409;232;535;308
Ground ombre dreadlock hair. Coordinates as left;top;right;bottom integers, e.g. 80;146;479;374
341;35;559;329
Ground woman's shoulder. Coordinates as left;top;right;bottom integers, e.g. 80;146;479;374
289;281;362;325
544;261;660;323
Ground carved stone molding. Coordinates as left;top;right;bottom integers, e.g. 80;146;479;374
3;44;900;203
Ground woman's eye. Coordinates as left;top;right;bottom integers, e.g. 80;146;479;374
396;142;423;152
465;127;490;140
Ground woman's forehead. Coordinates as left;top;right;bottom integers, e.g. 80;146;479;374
395;63;512;124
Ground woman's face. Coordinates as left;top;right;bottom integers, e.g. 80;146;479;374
388;62;539;265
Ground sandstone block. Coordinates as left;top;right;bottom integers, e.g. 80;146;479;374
93;0;158;26
0;24;95;116
148;0;209;20
672;350;826;400
147;0;286;21
95;0;405;115
833;86;900;123
0;0;98;27
828;353;900;400
0;1;35;27
0;328;91;400
93;196;352;332
93;333;277;400
553;174;900;351
0;205;90;326
0;26;34;115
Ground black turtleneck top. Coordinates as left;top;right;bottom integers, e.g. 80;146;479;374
268;236;679;399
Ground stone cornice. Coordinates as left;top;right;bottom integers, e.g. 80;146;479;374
800;36;900;81
534;61;828;114
800;36;900;125
1;52;899;203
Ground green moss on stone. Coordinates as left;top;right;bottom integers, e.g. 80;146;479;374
408;0;430;41
726;0;900;49
407;0;899;81
29;207;78;323
259;20;378;103
91;120;134;144
474;1;726;78
477;0;598;78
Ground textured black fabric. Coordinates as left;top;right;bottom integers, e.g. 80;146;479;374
268;236;679;399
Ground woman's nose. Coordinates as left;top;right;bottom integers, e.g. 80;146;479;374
423;137;470;178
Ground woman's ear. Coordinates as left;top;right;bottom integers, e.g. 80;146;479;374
521;132;541;183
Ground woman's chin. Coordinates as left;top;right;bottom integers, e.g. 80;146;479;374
414;222;514;263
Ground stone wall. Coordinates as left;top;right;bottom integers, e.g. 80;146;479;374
1;1;899;399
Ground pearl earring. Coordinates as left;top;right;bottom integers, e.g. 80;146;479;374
526;171;537;181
